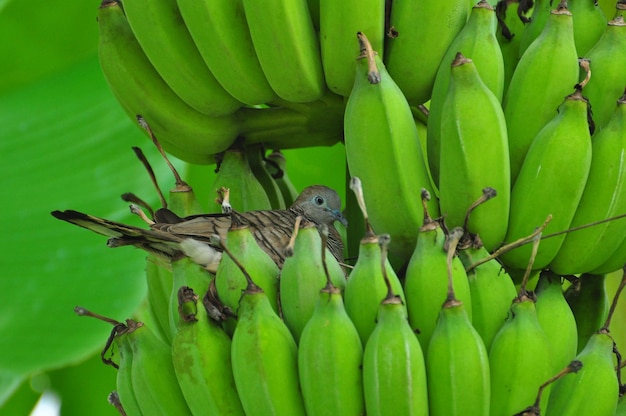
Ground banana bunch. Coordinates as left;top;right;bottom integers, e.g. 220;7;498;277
57;0;626;413
66;165;626;416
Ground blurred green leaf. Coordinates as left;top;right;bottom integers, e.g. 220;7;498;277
0;0;99;93
0;56;174;405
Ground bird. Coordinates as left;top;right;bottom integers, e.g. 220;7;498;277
51;185;347;273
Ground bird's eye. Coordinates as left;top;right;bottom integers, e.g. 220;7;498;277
314;196;325;206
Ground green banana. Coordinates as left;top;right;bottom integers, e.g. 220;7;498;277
384;0;470;104
427;0;505;185
210;147;273;212
404;190;472;351
176;0;276;106
124;319;191;415
499;87;592;271
593;233;626;275
438;53;510;252
426;228;491;416
168;256;212;338
546;330;619;415
362;235;429;416
242;0;325;103
459;244;517;350
142;254;174;345
319;0;385;96
215;223;281;321
534;270;578;373
247;146;286;210
569;0;608;56
224;241;307;416
546;272;626;415
344;177;406;345
488;297;553;415
264;150;300;208
503;2;580;180
171;286;245;416
96;0;239;165
565;273;610;352
112;325;142;416
550;90;626;275
579;16;626;130
489;233;553;416
280;220;346;342
297;226;364;416
121;0;242;116
344;32;438;268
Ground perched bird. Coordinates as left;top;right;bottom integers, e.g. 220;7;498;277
52;185;347;272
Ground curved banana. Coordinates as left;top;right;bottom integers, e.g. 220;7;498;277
564;273;610;352
488;297;553;415
171;287;245;416
344;177;406;345
242;0;325;103
499;87;592;271
362;238;428;416
384;0;470;104
210;148;273;212
459;244;517;350
280;221;346;342
344;32;438;267
121;0;242;116
298;237;364;416
168;256;212;338
503;3;579;180
593;234;626;275
143;254;174;345
569;0;608;56
404;192;472;351
550;91;626;275
425;228;490;416
344;233;406;345
113;327;142;416
438;53;510;252
97;0;239;165
534;270;578;373
231;275;306;415
319;0;385;96
176;0;276;106
427;0;505;185
580;16;626;130
126;320;192;415
215;224;281;318
546;329;619;415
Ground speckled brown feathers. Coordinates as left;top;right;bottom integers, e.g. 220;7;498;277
51;185;346;270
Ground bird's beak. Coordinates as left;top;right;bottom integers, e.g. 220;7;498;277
332;209;348;227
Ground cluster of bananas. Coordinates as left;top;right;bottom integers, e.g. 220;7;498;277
83;173;626;416
79;0;626;414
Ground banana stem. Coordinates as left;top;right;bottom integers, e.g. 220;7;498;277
349;177;375;237
602;266;626;331
319;224;339;293
137;115;190;191
465;215;552;273
130;146;168;209
444;227;464;303
518;232;542;295
378;234;399;304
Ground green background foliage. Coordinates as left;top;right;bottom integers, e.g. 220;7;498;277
0;1;345;413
